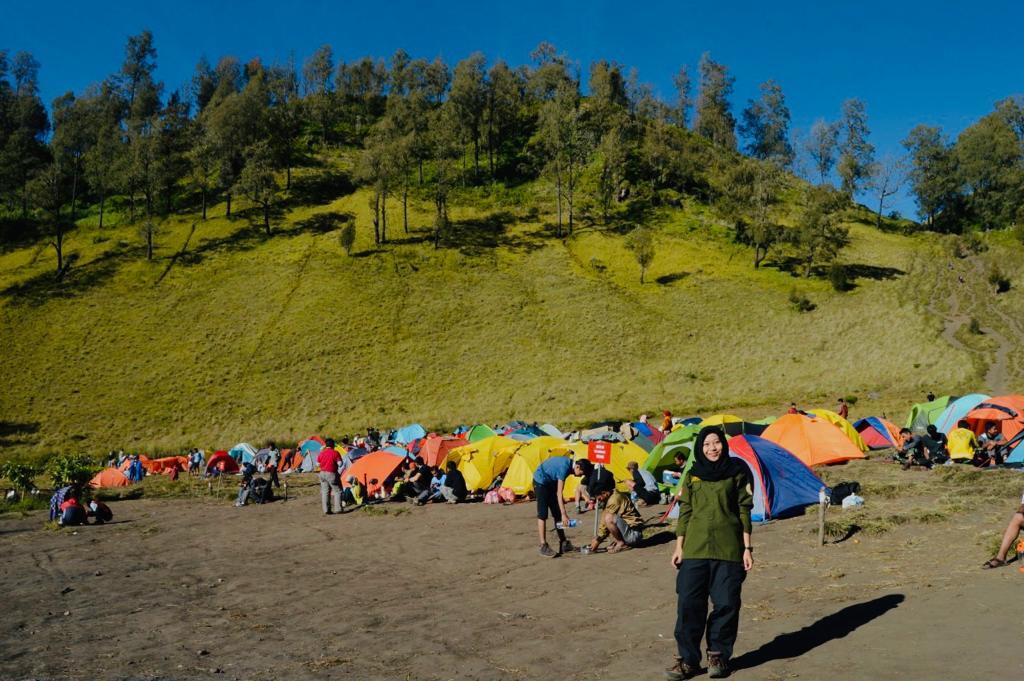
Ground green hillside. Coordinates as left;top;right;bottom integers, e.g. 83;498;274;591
2;153;1022;459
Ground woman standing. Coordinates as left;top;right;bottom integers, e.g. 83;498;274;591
666;426;753;680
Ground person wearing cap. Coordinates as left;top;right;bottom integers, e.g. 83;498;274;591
625;460;661;506
588;487;645;553
532;455;576;558
666;426;753;680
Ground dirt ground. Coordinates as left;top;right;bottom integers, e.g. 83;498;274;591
3;469;1024;681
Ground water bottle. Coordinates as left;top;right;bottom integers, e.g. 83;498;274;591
567;518;578;528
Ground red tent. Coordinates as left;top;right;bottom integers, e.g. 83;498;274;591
418;435;467;467
206;450;240;474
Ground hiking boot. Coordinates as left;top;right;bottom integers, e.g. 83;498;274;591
538;543;557;558
707;652;729;678
559;539;575;554
664;657;699;680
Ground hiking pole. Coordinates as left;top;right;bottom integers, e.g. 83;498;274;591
818;487;827;547
283;480;288;503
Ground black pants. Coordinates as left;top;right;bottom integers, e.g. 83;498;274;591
675;559;746;665
638;488;661;505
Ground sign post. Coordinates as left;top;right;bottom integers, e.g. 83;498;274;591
587;441;614;546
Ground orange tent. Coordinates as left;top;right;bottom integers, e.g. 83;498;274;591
418;435;466;467
762;414;866;466
118;455;151;472
144;456;188;474
278;448;299;472
343;451;406;496
89;467;131;489
965;394;1024;440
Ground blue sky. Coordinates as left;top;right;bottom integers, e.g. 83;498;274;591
3;0;1023;217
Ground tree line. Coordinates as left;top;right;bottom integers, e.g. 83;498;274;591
1;33;1019;283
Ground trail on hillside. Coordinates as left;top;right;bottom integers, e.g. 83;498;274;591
924;254;1019;394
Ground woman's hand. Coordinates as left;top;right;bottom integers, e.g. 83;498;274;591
671;545;683;568
743;548;754;571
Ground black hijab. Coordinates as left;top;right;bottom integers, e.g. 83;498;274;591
689;426;745;482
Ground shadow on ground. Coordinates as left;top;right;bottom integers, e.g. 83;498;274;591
732;593;905;670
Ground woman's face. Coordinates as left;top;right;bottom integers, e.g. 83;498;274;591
703;433;723;461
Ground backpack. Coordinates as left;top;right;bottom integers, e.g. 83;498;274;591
249;478;275;505
828;481;860;506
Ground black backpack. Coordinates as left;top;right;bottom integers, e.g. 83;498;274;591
828;481;860;506
249;478;275;504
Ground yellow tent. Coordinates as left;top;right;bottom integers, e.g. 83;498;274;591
810;408;868;452
500;437;577;495
446;436;519;491
699;414;743;428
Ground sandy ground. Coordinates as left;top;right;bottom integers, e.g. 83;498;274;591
2;477;1024;681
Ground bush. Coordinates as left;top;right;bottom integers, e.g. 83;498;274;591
829;263;851;292
48;454;100;489
843;395;859;405
968;317;983;334
988;265;1010;293
788;288;816;313
589;257;607;274
339;222;356;256
0;460;40;499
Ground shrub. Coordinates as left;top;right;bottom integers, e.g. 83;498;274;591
339;222;356;256
0;461;40;499
968;317;983;334
843;395;859;405
48;454;100;489
589;257;607;274
788;288;816;312
988;265;1010;293
829;263;851;292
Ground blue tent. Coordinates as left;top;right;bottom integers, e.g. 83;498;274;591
853;416;899;449
728;434;825;522
678;417;703;426
394;424;427;445
508;425;547;441
229;443;257;463
633;422;657;437
935;393;990;434
379;445;409;458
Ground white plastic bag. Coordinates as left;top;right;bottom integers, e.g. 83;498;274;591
841;494;864;509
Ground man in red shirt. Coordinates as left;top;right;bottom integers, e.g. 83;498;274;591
317;438;343;515
837;397;849;420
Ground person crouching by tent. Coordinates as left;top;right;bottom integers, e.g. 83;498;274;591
533;456;577;558
948;421;979;462
626;461;661;506
88;498;113;524
318;439;344;515
573;459;615;513
982;490;1024;569
667;426;753;681
588;487;645;554
58;490;88;527
440;461;468;504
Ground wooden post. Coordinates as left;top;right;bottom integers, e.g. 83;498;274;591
818;487;827;547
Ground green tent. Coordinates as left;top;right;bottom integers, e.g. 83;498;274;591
905;396;954;434
642;424;700;473
466;424;497;443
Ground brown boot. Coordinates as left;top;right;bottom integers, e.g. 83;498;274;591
707;651;729;678
665;657;699;680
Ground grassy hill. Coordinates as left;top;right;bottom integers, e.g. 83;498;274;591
2;154;1023;460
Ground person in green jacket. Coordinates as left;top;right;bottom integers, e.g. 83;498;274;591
666;426;753;680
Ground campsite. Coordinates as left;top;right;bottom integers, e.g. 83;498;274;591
5;5;1024;680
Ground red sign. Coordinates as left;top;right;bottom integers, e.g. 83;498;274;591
588;440;612;464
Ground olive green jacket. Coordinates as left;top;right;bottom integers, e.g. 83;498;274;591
675;471;753;562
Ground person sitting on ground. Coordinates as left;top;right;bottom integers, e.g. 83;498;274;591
59;490;87;527
947;420;979;462
342;475;365;509
410;458;436;505
626;461;661;506
88;498;113;524
235;461;257;507
975;423;1007;467
589;487;646;554
317;438;344;514
925;425;949;461
533;455;576;558
895;428;933;468
440;461;468;504
982;490;1024;569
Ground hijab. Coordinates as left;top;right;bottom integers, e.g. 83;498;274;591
689;426;746;482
